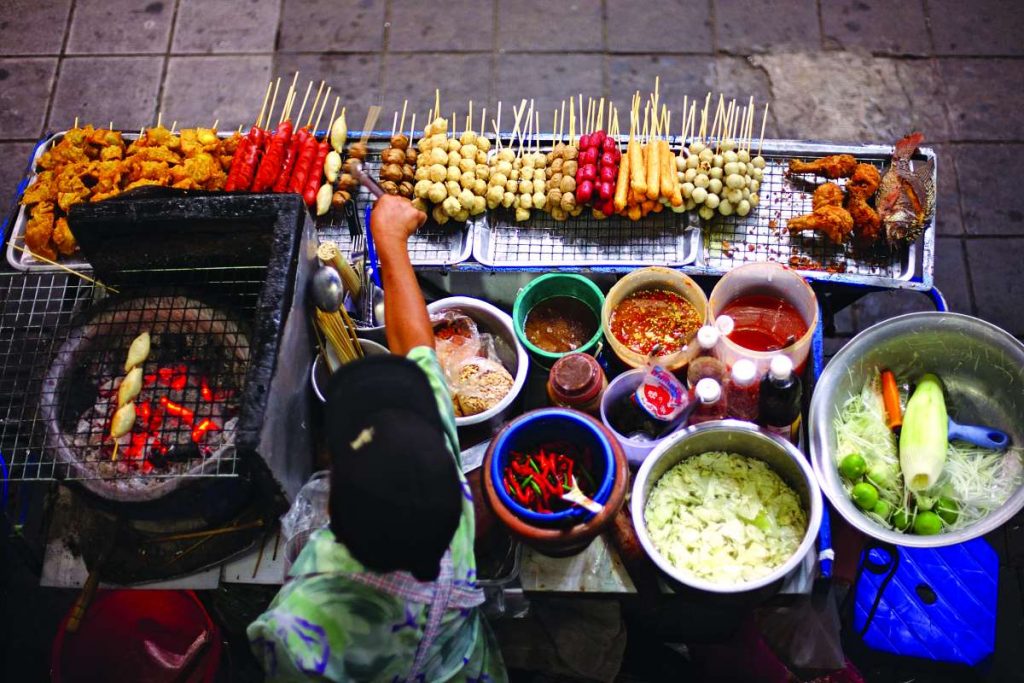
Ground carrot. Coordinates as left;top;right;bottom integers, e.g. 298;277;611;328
881;370;903;431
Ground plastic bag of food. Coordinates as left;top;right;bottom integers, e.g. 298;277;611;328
432;310;483;377
431;310;515;417
451;357;514;417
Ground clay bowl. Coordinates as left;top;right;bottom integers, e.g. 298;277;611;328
483;408;629;556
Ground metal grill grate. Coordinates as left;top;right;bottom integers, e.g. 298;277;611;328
0;267;265;482
313;136;472;267
700;146;909;279
475;207;699;268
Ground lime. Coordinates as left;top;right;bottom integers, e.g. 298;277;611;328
839;453;867;480
936;497;959;525
914;511;942;535
872;499;892;520
892;508;911;531
851;482;879;511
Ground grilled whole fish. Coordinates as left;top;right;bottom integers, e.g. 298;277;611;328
877;132;935;246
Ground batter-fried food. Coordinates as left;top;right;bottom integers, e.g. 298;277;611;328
787;204;854;244
788;154;858;179
846;194;882;244
846;163;881;199
19;124;243;261
24;201;56;261
812;182;844;210
52;217;77;255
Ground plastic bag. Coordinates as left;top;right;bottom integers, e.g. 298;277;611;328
281;471;330;566
431;311;514;417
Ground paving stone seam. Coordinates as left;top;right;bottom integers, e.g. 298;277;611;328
40;0;77;135
155;0;182;127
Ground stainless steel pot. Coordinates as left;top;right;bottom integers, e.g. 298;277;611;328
809;312;1024;547
631;420;823;594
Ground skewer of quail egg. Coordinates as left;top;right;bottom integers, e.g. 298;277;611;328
676;95;767;221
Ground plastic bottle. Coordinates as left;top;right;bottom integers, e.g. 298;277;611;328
725;358;760;422
689;378;727;425
759;355;802;442
607;365;697;440
547;353;607;416
686;325;727;387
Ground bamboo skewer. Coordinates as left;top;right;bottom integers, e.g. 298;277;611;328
758;102;769;156
305;81;325;129
9;243;118;293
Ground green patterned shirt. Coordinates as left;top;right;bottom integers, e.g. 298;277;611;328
248;347;506;682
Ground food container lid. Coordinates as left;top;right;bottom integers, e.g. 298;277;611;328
550;353;603;402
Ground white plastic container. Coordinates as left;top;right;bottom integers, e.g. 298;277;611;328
707;263;818;376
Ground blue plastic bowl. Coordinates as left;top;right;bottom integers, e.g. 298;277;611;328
490;408;616;524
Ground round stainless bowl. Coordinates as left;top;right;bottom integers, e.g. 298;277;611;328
810;312;1024;548
631;421;823;594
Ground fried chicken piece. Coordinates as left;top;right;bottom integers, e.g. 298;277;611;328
812;182;845;210
24;202;57;261
789;154;858;179
787;204;854;244
127;146;182;165
38;141;89;170
100;144;124;161
52;217;77;255
847;163;881;199
21;171;56;205
846;194;882;244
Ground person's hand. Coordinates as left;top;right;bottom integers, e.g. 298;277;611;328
370;194;427;252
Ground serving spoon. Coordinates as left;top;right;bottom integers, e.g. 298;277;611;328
560;475;604;515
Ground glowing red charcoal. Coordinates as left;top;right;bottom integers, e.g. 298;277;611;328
159;396;195;425
191;418;221;444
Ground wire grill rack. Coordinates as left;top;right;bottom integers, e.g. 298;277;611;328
698;141;922;282
0;266;264;482
313;136;472;267
475;207;699;268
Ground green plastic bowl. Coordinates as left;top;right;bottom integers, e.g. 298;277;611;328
513;274;605;368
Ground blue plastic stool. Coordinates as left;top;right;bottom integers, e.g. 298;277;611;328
853;538;997;666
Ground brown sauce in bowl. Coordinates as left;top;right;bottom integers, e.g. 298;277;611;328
525;297;598;354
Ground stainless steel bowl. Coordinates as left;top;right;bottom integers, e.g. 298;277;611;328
810;312;1024;547
631;420;823;594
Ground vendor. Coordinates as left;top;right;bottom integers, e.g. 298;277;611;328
248;195;507;682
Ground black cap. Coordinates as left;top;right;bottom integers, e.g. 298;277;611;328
324;355;462;581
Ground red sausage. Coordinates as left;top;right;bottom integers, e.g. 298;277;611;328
289;136;321;195
272;127;310;192
302;141;330;206
251;120;293;192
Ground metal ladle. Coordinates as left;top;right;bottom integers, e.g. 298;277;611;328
310;266;344;313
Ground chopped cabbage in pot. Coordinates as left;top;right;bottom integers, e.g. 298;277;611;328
644;451;808;585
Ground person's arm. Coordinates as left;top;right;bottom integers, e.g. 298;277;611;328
369;194;431;355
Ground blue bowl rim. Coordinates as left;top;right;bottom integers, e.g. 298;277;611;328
490;408;616;523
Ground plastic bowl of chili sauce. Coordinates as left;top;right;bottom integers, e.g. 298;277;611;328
488;409;616;525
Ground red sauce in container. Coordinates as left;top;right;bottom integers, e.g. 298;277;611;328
609;289;702;356
719;294;808;352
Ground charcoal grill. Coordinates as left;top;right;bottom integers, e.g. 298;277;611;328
0;192;316;512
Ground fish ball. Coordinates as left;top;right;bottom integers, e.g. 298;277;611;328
736;199;751;217
708;178;723;195
428;182;447;203
724;162;741;176
502;191;516;208
446;165;461;183
718;199;734;216
704;192;720;209
698;205;715;221
709;167;723;180
751;155;766;169
694;173;710;189
723;150;738;164
691;186;708;204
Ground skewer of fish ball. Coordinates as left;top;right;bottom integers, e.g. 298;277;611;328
110;331;150;461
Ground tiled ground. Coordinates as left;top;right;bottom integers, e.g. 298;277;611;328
0;0;1022;339
1;0;1024;680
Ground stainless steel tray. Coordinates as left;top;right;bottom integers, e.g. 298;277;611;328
5;132;89;272
686;139;935;290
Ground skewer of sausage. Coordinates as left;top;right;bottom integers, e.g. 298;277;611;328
275;81;321;193
289;87;330;196
302;96;336;206
225;82;273;191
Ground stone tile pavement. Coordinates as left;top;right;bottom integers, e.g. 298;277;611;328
0;2;1023;679
1;0;1021;340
